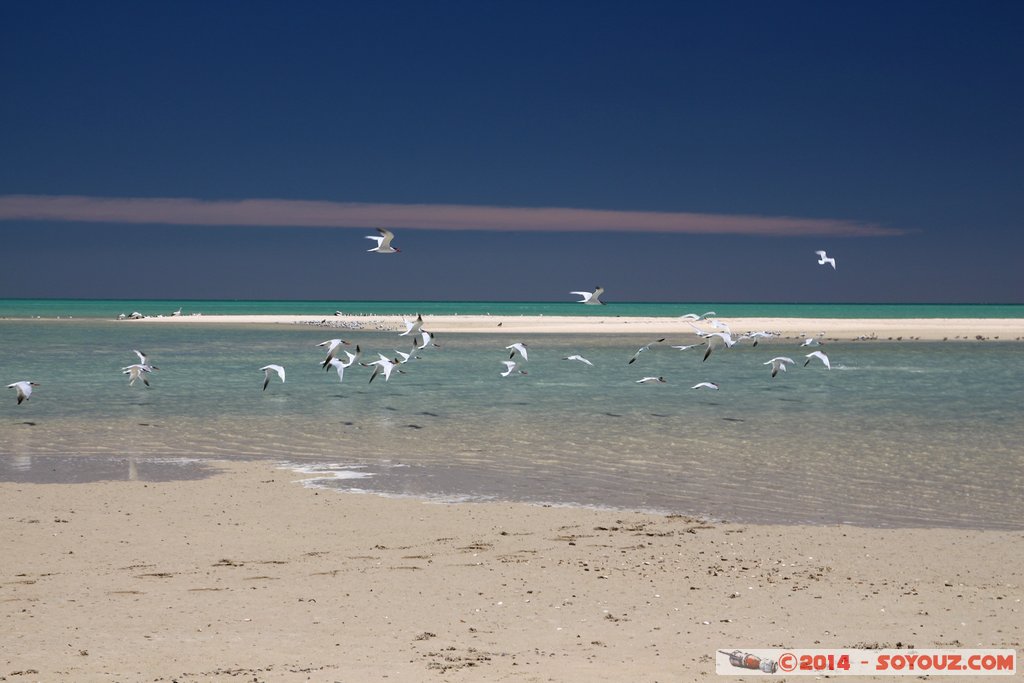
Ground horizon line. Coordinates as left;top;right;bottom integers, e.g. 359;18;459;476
0;194;907;237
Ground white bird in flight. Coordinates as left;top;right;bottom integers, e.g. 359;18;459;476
764;356;796;378
671;343;702;351
367;355;404;383
628;338;665;364
366;228;400;254
691;382;719;390
562;354;593;366
415;330;438;350
679;311;716;322
394;349;421;364
400;314;423;336
636;376;666;384
506;342;529;361
708;318;731;333
500;360;528;377
804;350;831;369
317;338;351;367
7;381;39;405
702;332;736;362
324;358;350;383
799;336;822;347
815;250;836;269
570;286;605;305
260;364;286;391
325;350;359;383
122;364;157;387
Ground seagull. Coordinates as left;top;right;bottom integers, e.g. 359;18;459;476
687;321;711;336
325;350;359;383
628;338;666;364
691;382;719;390
815;250;836;269
500;360;528;377
506;342;529;361
670;343;702;351
367;355;404;383
260;364;286;391
366;227;400;254
415;330;439;350
804;350;831;369
562;354;594;366
636;376;666;384
764;356;796;378
799;337;822;347
679;311;716;321
122;364;158;387
324;357;352;383
7;381;39;405
570;286;605;305
317;338;351;367
400;314;423;337
132;349;151;365
394;349;421;364
171;308;182;317
708;318;731;333
702;332;736;362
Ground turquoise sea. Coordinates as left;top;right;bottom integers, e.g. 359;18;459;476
1;298;1023;319
1;300;1022;530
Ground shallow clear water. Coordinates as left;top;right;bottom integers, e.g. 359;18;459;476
1;320;1022;529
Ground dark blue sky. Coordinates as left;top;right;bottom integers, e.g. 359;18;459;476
1;1;1022;302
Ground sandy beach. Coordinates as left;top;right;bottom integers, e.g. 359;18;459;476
128;314;1024;341
1;459;1020;682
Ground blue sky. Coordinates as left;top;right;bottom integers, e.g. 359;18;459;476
1;1;1022;302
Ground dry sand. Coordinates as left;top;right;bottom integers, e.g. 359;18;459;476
130;313;1024;341
2;459;1020;681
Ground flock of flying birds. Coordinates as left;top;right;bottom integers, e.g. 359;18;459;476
4;230;839;404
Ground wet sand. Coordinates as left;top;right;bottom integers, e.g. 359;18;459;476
1;459;1020;681
128;313;1024;341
